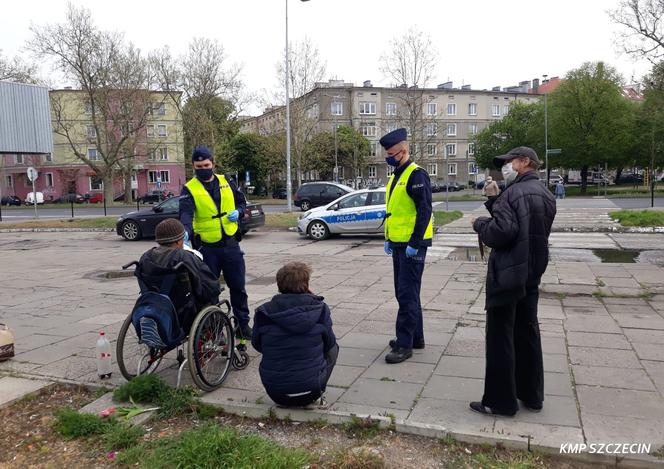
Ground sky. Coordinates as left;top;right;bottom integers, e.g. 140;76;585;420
0;0;653;115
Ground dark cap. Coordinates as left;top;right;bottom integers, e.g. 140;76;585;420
379;128;407;150
155;218;185;245
492;146;541;169
192;145;213;162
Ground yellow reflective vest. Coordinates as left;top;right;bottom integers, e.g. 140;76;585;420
185;174;238;243
385;163;434;243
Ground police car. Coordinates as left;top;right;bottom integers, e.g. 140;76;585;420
297;188;386;240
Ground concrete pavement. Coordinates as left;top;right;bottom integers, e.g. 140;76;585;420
1;230;664;464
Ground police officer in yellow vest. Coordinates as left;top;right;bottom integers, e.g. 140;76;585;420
179;145;252;338
380;128;434;364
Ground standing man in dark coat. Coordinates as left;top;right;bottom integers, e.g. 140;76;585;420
179;145;252;338
470;147;556;417
379;128;434;364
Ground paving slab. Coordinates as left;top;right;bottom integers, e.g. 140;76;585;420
0;376;52;408
568;346;641;368
337;378;422;410
576;386;664;420
572;365;656;391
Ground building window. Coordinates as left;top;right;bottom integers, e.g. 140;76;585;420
157;124;167;137
360;122;377;137
146;125;155;138
159;147;168;161
492;104;500;117
87;148;100;161
426;123;437;137
447;103;456;115
468;162;477;174
445;143;456;157
468;103;477;116
160;170;170;183
154;102;166;116
368;165;376;178
6;175;13;188
448;163;457;175
427;143;436;156
331;102;343;115
386;164;395;177
90;176;103;191
148;171;158;183
148;150;156;161
469;123;478;135
427;102;437;116
369;142;377;157
409;143;418;155
427;163;437;176
45;153;52;162
45;173;54;187
384;122;397;133
503;104;510;116
447;123;457;136
468;143;475;156
86;125;97;139
359;102;376;115
385;102;397;115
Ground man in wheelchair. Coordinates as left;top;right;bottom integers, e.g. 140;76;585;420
136;219;221;337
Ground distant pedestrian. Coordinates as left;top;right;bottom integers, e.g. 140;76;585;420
555;181;565;199
470;147;556;417
482;176;500;201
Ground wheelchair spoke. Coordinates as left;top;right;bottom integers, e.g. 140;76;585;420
190;306;232;390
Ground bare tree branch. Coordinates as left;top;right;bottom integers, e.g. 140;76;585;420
0;50;39;83
610;0;664;62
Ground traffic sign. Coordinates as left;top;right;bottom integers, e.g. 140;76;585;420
27;166;38;182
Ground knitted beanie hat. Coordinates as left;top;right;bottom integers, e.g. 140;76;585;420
155;218;185;245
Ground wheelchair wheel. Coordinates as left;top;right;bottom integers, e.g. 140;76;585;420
188;305;234;392
116;313;163;380
231;349;250;370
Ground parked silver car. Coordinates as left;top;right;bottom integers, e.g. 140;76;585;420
297;188;386;240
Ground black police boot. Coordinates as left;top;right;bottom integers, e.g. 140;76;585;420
385;347;413;364
389;338;425;350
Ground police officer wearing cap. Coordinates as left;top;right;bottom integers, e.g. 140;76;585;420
179;145;252;338
380;128;434;364
469;146;556;417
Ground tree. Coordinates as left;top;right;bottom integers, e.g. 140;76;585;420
276;38;327;186
28;5;164;203
473;102;544;170
0;50;38;83
548;62;634;192
225;133;269;188
379;27;439;161
610;0;664;63
304;126;370;182
634;61;664;181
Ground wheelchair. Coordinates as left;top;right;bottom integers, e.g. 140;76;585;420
115;260;250;392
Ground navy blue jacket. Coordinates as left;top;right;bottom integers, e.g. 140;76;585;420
252;293;336;396
179;175;247;243
388;160;433;248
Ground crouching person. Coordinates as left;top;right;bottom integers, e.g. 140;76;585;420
252;262;338;407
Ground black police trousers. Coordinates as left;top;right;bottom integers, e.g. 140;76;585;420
200;243;250;327
482;285;544;414
392;246;427;349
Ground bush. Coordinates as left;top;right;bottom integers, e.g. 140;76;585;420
104;424;145;451
113;375;169;403
54;409;117;439
609;209;664;227
343;415;381;440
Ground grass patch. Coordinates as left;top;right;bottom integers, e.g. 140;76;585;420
265;212;300;229
115;423;311;469
434;210;463;226
53;408;117;439
565;184;664;198
327;446;385;469
433;193;485;202
343;415;381;440
0;216;117;230
103;423;145;451
609;209;664;227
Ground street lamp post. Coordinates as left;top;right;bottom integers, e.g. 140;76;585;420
543;74;549;188
284;0;310;211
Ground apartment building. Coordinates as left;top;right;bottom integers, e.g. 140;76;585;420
2;88;185;202
241;79;540;187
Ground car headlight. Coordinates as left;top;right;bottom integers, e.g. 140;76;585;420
117;216;124;222
300;211;311;220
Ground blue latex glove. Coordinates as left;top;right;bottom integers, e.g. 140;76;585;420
227;210;240;222
384;241;392;256
405;245;418;258
183;230;192;248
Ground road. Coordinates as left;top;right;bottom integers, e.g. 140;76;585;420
1;197;663;222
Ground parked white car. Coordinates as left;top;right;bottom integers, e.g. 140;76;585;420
25;192;44;205
297;188;386;240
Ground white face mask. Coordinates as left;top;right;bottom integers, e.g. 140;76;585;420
501;162;518;186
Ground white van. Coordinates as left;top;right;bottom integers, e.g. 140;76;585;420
25;192;44;205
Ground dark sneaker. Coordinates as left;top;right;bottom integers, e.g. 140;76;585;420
236;324;252;339
520;401;543;413
469;401;516;417
385;347;413;364
389;338;425;350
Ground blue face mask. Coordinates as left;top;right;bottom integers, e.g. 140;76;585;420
195;168;214;181
385;150;402;167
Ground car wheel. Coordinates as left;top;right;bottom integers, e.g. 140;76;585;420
307;220;329;241
121;220;142;241
300;200;311;211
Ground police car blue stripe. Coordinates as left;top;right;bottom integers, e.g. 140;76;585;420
320;210;385;225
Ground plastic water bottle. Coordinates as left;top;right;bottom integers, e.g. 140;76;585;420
96;331;112;379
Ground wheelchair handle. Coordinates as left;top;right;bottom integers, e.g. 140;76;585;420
122;260;138;270
172;261;195;276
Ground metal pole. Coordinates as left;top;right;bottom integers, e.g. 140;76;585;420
31;179;38;219
284;0;293;212
543;75;549;188
445;153;449;212
71;199;74;218
103;195;107;216
334;116;338;183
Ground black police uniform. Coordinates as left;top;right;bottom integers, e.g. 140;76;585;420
389;160;432;350
179;176;251;331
